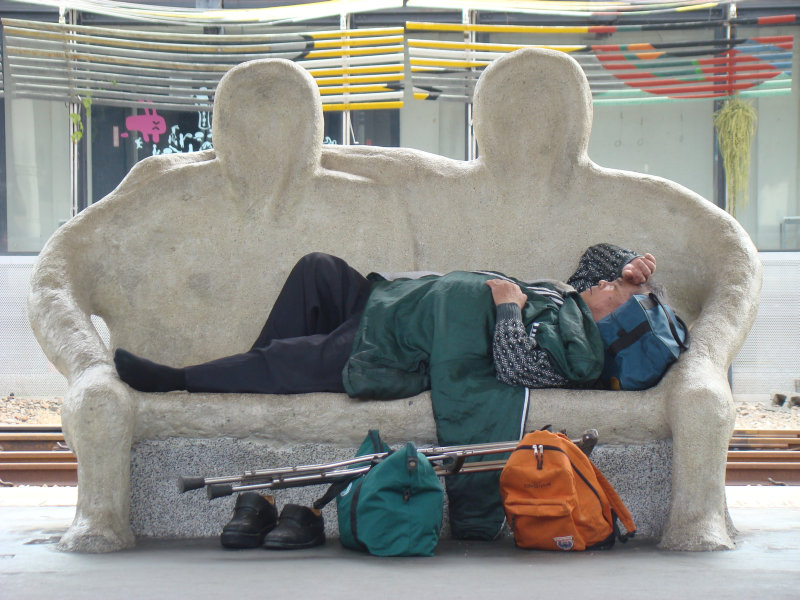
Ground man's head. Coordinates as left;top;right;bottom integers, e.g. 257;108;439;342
580;278;651;322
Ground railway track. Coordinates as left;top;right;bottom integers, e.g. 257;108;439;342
0;424;76;485
727;429;800;485
1;426;799;487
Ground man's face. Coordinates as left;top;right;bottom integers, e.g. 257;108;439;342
581;278;645;322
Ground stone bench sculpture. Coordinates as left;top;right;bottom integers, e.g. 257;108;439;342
28;48;761;553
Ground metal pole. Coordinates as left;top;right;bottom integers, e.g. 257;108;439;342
464;9;477;160
713;2;736;212
62;8;82;218
0;21;9;252
341;12;352;145
717;2;737;389
73;7;89;213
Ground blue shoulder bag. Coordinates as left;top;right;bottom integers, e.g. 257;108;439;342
596;293;690;390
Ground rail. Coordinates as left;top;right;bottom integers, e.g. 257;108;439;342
1;426;798;487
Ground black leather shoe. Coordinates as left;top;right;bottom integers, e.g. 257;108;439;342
262;504;325;550
220;492;278;549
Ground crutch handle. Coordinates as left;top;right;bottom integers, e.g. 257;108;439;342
207;483;235;500
178;476;206;493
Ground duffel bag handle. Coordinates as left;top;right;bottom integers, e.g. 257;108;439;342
405;441;420;473
314;429;389;510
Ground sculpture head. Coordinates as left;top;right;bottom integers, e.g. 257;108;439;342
212;59;323;196
472;48;593;174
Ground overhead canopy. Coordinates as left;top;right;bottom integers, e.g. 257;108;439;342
407;0;727;18
2;18;406;111
0;1;730;25
0;0;405;26
407;20;794;105
0;6;796;111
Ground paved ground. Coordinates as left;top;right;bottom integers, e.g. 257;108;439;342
1;486;799;600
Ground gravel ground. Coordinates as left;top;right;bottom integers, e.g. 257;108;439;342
1;395;63;425
2;394;800;429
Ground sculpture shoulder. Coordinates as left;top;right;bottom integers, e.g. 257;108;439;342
320;144;471;183
40;152;222;260
117;150;218;191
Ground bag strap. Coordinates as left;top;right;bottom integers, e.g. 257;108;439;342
590;463;636;541
368;429;383;452
648;293;690;351
312;474;359;510
607;294;689;357
605;320;652;357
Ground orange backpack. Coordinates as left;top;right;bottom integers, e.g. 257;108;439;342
499;430;636;551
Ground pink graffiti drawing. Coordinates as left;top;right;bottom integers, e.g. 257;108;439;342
125;107;166;143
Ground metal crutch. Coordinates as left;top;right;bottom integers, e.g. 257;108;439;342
179;430;597;500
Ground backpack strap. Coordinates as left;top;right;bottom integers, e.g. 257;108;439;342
591;464;637;541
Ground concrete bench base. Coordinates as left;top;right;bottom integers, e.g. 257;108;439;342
130;438;672;541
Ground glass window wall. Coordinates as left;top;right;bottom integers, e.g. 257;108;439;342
0;20;797;254
4;97;70;253
733;27;800;250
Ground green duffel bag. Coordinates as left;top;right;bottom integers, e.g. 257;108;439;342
335;430;444;557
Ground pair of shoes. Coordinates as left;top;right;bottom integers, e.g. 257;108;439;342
262;504;325;550
220;492;278;549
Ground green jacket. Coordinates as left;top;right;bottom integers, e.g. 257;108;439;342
343;270;604;539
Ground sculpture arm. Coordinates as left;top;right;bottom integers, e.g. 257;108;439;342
28;237;112;381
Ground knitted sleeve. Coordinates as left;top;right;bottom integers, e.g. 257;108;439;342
492;303;571;389
566;243;639;293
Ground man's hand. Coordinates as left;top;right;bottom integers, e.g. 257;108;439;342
485;279;527;309
621;253;656;285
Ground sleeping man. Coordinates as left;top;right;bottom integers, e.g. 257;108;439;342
113;243;659;550
114;243;656;395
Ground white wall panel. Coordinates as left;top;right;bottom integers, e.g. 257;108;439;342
732;252;800;395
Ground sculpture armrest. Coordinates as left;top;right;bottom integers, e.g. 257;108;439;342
668;231;761;373
684;281;760;373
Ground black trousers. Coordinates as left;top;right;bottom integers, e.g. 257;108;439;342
184;253;372;394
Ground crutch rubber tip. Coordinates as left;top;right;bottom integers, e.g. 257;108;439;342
207;483;234;500
178;476;205;493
